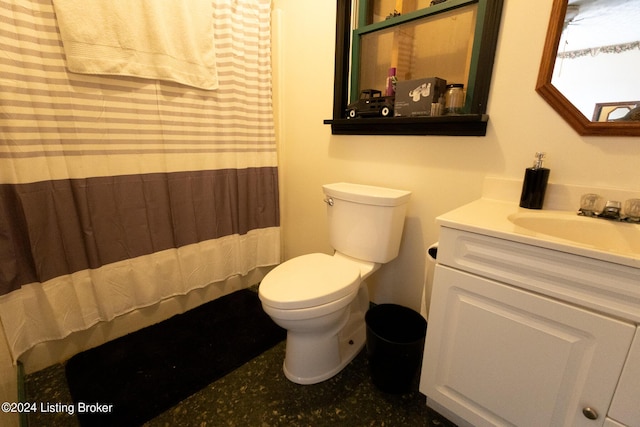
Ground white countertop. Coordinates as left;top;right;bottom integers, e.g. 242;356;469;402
437;197;640;269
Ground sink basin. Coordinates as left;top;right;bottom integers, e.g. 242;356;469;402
508;211;640;256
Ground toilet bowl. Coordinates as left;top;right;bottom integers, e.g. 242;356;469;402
258;183;411;384
259;253;377;384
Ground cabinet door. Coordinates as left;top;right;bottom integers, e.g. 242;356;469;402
420;265;635;427
609;327;640;427
604;418;627;427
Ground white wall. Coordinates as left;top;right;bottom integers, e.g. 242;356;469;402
272;0;640;312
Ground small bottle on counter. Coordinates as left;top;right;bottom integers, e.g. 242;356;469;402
519;152;550;209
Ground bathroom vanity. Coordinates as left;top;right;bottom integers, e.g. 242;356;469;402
420;198;640;427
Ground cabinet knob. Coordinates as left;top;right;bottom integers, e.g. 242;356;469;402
582;407;599;420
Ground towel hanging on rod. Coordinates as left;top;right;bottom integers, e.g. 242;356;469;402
52;0;219;90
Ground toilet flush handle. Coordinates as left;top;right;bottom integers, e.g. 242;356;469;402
323;197;334;206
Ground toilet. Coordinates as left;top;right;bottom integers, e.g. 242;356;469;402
258;182;411;384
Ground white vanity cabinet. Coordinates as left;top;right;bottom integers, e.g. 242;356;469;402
420;225;640;427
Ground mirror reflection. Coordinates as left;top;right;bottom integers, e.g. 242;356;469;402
358;5;477;97
552;0;640;122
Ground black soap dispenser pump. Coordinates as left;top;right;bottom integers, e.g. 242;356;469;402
519;152;550;209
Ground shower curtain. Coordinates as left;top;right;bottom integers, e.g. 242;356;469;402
0;0;279;362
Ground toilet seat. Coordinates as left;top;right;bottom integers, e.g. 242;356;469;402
259;253;361;310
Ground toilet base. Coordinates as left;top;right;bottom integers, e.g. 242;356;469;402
281;284;369;385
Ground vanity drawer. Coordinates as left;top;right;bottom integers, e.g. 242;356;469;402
436;227;640;323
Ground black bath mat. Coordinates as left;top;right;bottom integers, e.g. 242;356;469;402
65;288;285;427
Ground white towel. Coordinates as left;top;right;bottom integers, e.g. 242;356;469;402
52;0;218;90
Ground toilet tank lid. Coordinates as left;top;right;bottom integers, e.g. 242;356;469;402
323;183;411;207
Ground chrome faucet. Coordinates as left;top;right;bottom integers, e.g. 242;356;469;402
578;194;640;223
600;200;622;220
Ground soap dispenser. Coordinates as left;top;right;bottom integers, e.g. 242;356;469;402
519;152;550;209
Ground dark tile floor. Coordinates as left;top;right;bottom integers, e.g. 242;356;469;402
25;339;456;426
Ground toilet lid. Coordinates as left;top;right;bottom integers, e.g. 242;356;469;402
259;253;361;310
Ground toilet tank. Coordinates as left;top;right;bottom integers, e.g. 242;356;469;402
322;183;411;264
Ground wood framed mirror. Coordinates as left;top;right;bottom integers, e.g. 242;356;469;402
536;0;640;136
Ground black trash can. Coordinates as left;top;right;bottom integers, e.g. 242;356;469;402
365;304;427;394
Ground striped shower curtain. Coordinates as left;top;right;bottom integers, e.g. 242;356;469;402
0;0;279;362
